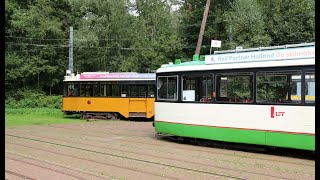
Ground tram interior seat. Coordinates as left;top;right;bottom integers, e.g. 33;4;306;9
216;97;242;102
200;98;211;102
229;98;240;102
273;98;296;103
216;97;254;103
216;97;229;102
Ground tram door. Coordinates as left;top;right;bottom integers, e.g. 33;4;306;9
129;84;147;117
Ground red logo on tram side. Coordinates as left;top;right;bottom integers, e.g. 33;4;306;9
270;106;285;118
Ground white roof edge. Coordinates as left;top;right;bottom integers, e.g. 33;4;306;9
81;72;141;74
63;78;156;82
156;58;314;73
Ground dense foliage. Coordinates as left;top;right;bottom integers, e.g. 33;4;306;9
5;0;315;101
5;89;62;109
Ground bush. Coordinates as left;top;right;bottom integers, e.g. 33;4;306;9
5;89;62;109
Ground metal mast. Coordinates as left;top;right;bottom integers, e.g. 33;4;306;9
68;26;74;73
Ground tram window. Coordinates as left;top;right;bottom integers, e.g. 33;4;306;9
121;84;128;97
80;83;86;96
130;85;138;97
182;74;213;102
100;84;107;96
130;85;147;97
256;71;301;104
157;76;178;100
93;84;99;96
305;71;315;104
79;83;94;97
216;73;253;103
147;84;155;97
85;84;91;96
66;82;79;96
112;84;120;97
138;85;147;97
64;83;67;96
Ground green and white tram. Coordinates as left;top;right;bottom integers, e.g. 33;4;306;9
154;43;315;151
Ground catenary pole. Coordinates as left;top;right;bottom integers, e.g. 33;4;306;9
68;26;74;73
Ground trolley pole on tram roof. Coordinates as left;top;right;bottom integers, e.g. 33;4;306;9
68;26;74;73
194;0;211;61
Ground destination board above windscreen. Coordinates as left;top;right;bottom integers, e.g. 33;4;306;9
205;46;315;65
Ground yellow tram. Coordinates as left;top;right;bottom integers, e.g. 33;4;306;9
62;72;156;119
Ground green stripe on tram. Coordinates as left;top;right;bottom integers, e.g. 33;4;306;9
154;121;314;151
265;132;314;151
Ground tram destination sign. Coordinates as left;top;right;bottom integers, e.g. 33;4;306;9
80;73;156;79
205;46;315;65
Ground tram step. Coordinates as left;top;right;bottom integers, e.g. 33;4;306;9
129;112;146;117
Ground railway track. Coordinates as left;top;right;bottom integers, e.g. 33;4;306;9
6;134;305;178
6;130;314;169
6;156;97;180
6;133;314;179
5;170;36;180
11;124;314;163
6;136;246;179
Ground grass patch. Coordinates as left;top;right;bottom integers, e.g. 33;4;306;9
5;108;85;128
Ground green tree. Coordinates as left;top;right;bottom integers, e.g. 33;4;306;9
223;0;271;48
5;0;71;95
259;0;315;45
121;0;184;72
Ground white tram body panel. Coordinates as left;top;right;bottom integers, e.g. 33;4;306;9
155;102;314;135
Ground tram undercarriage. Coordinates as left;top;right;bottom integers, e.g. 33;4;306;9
81;112;119;120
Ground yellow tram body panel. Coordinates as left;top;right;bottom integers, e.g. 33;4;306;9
63;97;155;118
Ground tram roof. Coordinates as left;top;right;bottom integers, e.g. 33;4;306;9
64;72;156;81
157;43;315;73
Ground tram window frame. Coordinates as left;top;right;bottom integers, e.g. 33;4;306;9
157;75;178;101
181;74;214;102
304;70;315;104
256;70;302;104
216;72;253;103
